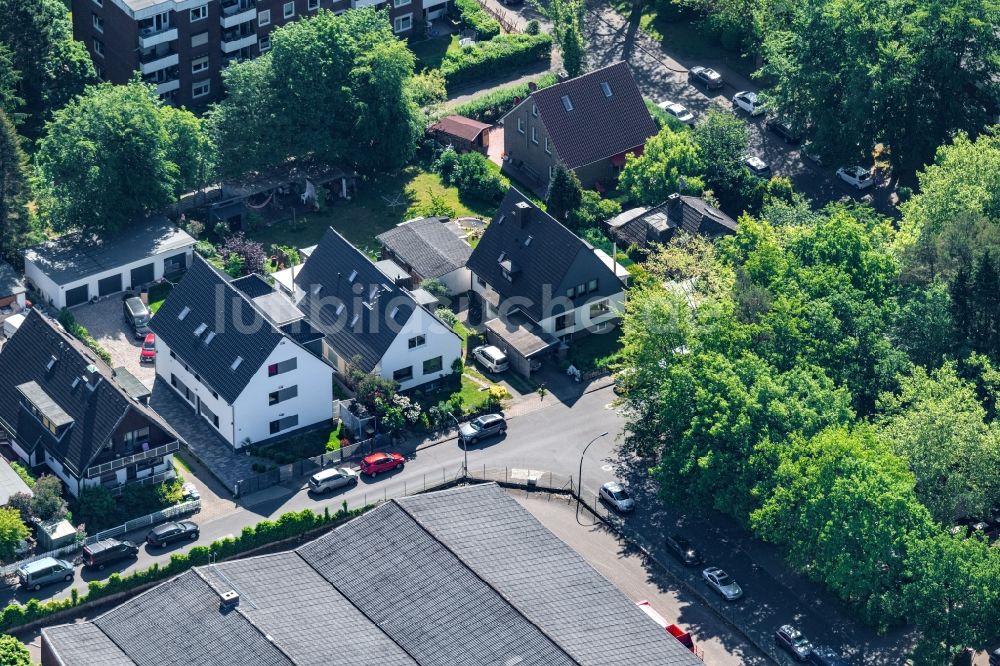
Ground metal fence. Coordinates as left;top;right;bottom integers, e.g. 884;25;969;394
233;439;370;498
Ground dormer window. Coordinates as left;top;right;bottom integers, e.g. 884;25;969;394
498;251;507;264
600;82;612;97
561;95;574;111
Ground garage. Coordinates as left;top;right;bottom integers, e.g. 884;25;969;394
65;284;89;308
97;274;123;297
163;252;187;277
130;263;154;287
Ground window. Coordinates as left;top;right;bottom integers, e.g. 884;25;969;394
190;4;208;21
544;137;551;154
587;279;598;293
531;104;538;117
123;426;150;448
192;80;211;98
590;300;610;317
393;366;414;382
93;39;104;57
555;313;573;331
600;81;613;97
393;13;412;33
576;283;586;295
517;117;525;134
258;36;271;52
268;358;297;377
565;287;575;298
268;385;298;405
476;275;487;287
192;56;209;74
531;126;538;144
191;31;209;48
269;415;299;435
423;356;443;375
561;95;573;111
258;9;271;25
283;1;295;18
92;13;104;32
308;0;320;8
408;335;426;349
200;402;219;428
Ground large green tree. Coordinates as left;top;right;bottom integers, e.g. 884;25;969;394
0;635;31;666
161;106;214;197
619;125;704;205
0;108;30;262
0;507;29;563
546;162;583;222
533;0;587;77
691;108;748;194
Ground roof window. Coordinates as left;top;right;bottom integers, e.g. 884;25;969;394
335;303;345;316
390;306;400;320
230;357;243;371
311;284;322;294
350;314;360;327
204;331;216;345
46;356;57;371
600;82;612;97
178;306;190;320
193;323;207;336
348;270;358;283
561;95;574;111
524;235;533;247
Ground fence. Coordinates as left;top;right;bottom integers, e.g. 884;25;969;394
233;439;371;497
337;400;375;441
0;500;202;579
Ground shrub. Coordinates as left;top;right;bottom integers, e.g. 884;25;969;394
0;508;30;564
525;19;540;35
0;634;31;665
433;147;461;185
435;307;458;326
194;240;217;258
31;475;68;522
454;0;501;39
220;232;266;276
567;190;622;231
451;73;558;123
440;34;552;89
56;309;112;365
9;462;35;489
451;152;509;202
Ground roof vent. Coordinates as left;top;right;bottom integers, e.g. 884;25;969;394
230;357;243;371
561;95;574;111
193;323;207;337
178;306;190;321
46;356;57;371
219;589;240;610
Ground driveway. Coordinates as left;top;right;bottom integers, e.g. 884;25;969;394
72;297;154;388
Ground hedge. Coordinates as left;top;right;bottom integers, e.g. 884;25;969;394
440;34;552;89
454;0;500;40
451;72;559;123
0;504;365;633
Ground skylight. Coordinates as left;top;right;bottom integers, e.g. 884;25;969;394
561;95;574;111
350;314;360;327
348;270;358;283
193;323;207;337
311;284;322;294
46;356;57;371
524;235;533;247
178;306;190;320
600;82;612;97
390;306;400;320
335;303;345;316
204;331;216;345
230;357;243;371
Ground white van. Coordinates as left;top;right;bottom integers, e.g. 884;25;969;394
472;345;509;373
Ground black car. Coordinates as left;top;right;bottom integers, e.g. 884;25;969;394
82;538;140;570
146;520;199;547
766;118;802;144
665;534;702;566
689;66;724;90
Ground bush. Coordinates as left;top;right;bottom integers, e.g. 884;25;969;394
435;307;458;326
56;309;112;365
0;635;31;666
451;73;558;123
455;0;501;39
194;240;217;258
31;475;68;522
433;147;461;185
451;152;509;202
440;34;552;89
567;190;622;231
525;19;540;35
220;232;265;277
9;462;35;489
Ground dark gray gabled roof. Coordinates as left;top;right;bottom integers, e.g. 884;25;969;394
0;260;24;297
607;194;737;249
467;188;622;323
294;228;417;373
0;310;178;477
23;216;194;286
521;62;657;170
43;623;134;666
149;256;285;404
377;217;473;280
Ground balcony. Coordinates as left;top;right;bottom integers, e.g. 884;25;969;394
138;26;177;49
156;79;180;95
85;440;180;479
221;32;257;53
220;0;257;28
139;50;179;75
352;0;386;7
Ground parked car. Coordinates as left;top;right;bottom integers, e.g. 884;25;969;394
743;155;771;177
82;539;139;570
702;566;742;600
689;66;724;90
808;645;850;666
308;467;359;494
766;118;801;143
123;296;151;339
836;166;874;190
146;520;199;547
665;534;703;566
472;345;509;373
181;482;200;501
732;91;765;116
458;413;507;445
359;452;405;477
599;481;635;512
17;557;74;591
775;624;813;662
657;100;696;126
801;141;824;166
140;333;157;363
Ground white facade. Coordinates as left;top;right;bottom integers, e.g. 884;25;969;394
376;306;462;391
155;335;333;449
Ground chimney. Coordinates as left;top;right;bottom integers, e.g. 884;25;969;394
513;95;521;106
527;81;537;92
513;201;531;228
219;589;240;610
667;192;681;208
84;364;102;391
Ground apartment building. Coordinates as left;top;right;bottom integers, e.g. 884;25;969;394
73;0;447;107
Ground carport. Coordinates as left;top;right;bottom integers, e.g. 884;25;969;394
484;314;559;378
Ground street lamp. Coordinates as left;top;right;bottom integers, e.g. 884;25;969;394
577;431;609;521
449;412;467;478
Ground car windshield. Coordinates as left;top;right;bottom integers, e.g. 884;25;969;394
134;314;150;325
611;489;630;501
791;635;809;647
143;340;155;349
469;420;483;431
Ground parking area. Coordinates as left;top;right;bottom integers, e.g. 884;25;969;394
72;296;155;388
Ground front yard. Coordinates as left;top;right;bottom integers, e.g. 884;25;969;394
410;34;462;71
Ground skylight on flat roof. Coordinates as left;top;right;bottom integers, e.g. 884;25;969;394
561;95;574;111
178;306;190;320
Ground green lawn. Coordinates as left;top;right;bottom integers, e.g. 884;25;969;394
409;34;461;71
566;329;622;372
147;282;173;314
250;424;343;465
249;167;497;255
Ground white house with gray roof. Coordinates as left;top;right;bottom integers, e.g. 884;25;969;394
376;217;474;295
149;256;332;450
24;216;194;309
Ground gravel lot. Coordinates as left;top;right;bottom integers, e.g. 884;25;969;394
72;297;155;388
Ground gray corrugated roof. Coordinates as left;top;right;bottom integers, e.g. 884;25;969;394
23;216;194;286
149;256;285;404
0;260;24;296
377;217;473;280
42;622;135;666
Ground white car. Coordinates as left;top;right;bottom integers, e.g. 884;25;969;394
308;467;360;494
657;100;695;126
472;345;509;373
743;155;771;177
702;566;743;601
836;166;874;190
732;91;765;116
181;482;200;501
599;481;635;512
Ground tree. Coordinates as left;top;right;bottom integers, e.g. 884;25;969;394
450;152;508;201
34;81;179;235
220;233;266;277
567;190;622;231
533;0;587;77
407;69;447;108
619;125;704;205
75;486;119;533
0;635;31;666
545;163;583;222
560;22;586;78
161;106;215;197
30;474;67;522
0;507;29;563
0;109;31;262
692;108;748;193
0;44;23;121
891;281;955;367
207;58;276;179
355;374;399;414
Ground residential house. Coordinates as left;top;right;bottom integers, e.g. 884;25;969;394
467;187;626;377
376;217;473;295
292;227;462;391
426;115;492;153
605;193;738;252
149;255;333;449
0;310;181;497
41;483;703;666
501;62;658;191
24;216;194;310
0;260;25;313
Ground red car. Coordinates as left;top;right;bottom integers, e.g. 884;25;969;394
140;333;156;363
360;452;405;477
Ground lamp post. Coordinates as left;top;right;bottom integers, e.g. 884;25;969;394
450;412;467;478
576;431;609;521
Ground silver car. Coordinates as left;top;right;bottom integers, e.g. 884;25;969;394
657;100;695;126
702;566;743;601
308;467;360;494
599;481;635;512
458;413;507;445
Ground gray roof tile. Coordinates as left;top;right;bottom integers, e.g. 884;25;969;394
377;217;473;280
42;623;135;666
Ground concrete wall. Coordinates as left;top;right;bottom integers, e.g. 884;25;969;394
438;266;473;296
